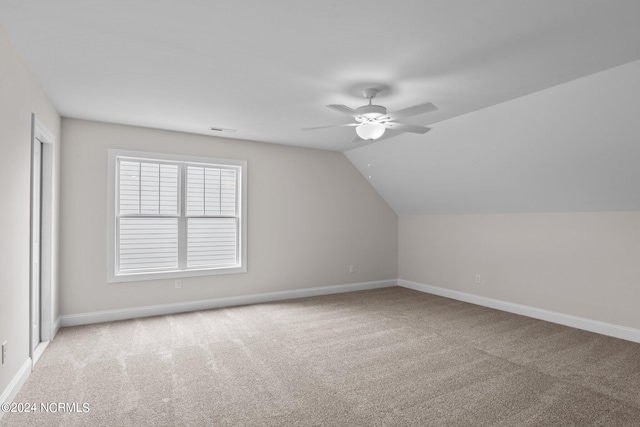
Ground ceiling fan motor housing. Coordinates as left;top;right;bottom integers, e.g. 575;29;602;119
356;104;387;120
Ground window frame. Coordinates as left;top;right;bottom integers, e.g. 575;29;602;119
107;149;247;283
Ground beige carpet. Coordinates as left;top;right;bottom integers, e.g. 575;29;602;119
2;287;640;426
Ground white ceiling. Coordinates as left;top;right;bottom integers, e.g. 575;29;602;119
2;1;640;214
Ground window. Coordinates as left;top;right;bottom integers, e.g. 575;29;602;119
107;149;246;282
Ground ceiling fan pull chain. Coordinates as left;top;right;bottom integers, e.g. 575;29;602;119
368;140;373;180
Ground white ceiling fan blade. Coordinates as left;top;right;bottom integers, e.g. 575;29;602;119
302;123;358;131
384;102;437;121
382;122;432;134
327;104;362;118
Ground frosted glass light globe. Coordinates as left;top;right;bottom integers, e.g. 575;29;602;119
356;123;385;140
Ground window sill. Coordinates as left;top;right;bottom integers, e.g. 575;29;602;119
107;265;247;283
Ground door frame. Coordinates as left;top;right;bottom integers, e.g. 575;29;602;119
30;114;54;368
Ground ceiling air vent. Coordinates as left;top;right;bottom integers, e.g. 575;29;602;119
210;127;237;134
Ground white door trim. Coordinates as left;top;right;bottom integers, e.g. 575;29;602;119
30;115;54;368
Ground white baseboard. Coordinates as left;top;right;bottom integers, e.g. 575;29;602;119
52;316;61;339
32;341;49;368
398;279;640;344
60;279;397;328
0;358;32;421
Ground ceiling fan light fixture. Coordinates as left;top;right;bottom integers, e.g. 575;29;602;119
303;87;437;143
356;122;386;140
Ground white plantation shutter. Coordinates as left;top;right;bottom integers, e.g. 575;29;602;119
187;218;237;266
221;169;237;216
117;160;179;272
186;166;238;267
118;161;179;215
119;217;178;270
186;167;237;216
110;151;245;281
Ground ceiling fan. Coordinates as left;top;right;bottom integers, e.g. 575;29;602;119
303;88;437;142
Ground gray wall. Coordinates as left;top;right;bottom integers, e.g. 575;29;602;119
394;60;640;332
0;26;60;397
399;213;640;330
59;119;398;315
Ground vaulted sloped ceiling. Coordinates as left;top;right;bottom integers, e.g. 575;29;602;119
1;1;640;214
346;60;640;214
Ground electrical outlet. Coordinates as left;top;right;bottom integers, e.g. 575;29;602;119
175;279;182;289
2;341;6;364
475;274;482;284
349;265;355;274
